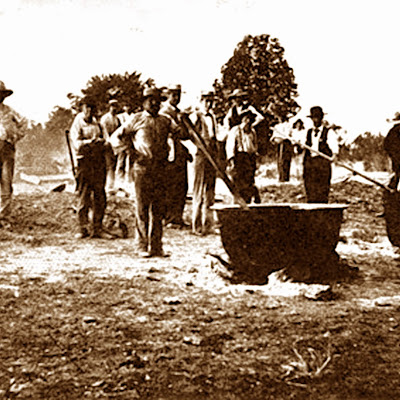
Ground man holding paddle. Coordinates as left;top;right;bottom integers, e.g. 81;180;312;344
302;106;339;203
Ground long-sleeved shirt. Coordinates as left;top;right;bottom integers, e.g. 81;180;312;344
0;103;27;146
115;110;184;164
226;123;258;160
190;109;218;147
100;112;121;141
304;124;339;157
118;111;131;125
69;112;103;158
223;104;264;131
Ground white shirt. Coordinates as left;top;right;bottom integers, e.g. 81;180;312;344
308;125;339;157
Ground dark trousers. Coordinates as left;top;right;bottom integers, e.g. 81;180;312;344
164;159;188;225
277;140;293;182
303;155;331;203
0;141;15;217
76;145;107;233
230;152;259;204
104;143;116;189
134;162;167;253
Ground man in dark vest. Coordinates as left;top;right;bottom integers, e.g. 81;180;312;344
384;112;400;189
303;106;338;203
160;84;192;228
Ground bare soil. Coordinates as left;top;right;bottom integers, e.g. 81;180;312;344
1;178;400;399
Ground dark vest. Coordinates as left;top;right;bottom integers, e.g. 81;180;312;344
305;126;333;158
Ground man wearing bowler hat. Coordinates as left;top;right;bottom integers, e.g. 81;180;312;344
0;81;27;221
114;87;189;257
303;106;338;203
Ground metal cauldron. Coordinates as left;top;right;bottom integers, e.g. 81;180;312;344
212;203;348;280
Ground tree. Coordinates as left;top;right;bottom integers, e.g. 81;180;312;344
214;34;300;126
69;71;145;116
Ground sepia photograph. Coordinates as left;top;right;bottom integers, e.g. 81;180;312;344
0;0;400;398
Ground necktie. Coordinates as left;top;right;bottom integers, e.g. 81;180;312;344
206;112;216;138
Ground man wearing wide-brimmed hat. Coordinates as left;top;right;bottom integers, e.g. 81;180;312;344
226;109;261;204
160;84;192;228
384;111;400;188
0;81;27;220
302;106;339;203
224;88;264;130
114;87;189;257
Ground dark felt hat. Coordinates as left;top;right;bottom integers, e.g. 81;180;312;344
307;106;325;119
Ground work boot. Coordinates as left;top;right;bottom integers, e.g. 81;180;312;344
75;228;89;239
148;248;171;258
91;228;113;239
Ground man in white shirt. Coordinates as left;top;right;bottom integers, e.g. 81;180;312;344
100;99;121;193
69;100;107;238
225;110;260;204
223;89;264;131
302;106;339;203
0;81;27;219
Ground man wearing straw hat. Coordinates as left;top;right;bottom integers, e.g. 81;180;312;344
114;87;189;257
0;81;27;221
302;106;338;203
160;84;192;228
224;88;264;131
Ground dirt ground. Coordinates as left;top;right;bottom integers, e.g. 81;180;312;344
1;175;400;399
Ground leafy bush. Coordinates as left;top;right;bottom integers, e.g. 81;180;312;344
339;132;390;172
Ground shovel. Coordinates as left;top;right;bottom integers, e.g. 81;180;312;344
280;132;400;247
281;134;394;193
181;116;249;209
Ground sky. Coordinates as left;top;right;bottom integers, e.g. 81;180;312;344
1;0;400;140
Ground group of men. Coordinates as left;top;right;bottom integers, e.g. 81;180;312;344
68;85;267;257
4;78;397;258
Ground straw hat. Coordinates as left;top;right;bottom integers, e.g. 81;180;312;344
166;84;182;93
142;87;166;101
388;112;400;123
0;81;13;97
200;90;214;99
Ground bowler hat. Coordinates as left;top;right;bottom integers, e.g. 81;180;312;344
0;81;13;97
307;106;325;119
200;90;214;99
228;88;248;99
166;84;182;93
